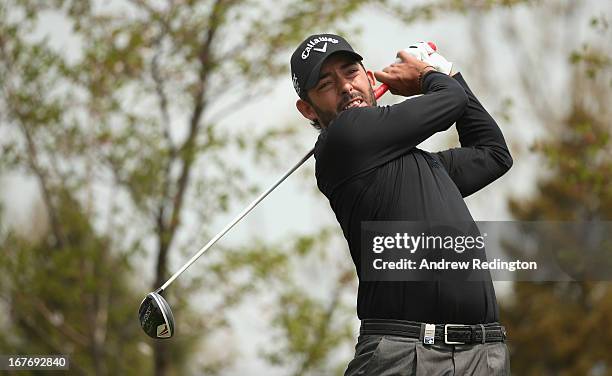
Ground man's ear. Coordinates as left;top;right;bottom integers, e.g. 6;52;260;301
296;98;318;122
366;70;376;87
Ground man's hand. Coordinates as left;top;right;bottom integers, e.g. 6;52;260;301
374;51;436;97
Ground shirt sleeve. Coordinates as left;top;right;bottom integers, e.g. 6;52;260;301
433;73;513;198
317;71;468;193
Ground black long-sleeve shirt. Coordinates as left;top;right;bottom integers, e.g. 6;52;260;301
314;71;513;324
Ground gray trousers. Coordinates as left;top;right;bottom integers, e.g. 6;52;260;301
344;335;510;376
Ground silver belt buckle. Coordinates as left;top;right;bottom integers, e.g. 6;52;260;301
444;324;469;345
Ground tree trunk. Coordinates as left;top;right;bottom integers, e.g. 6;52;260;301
154;341;171;376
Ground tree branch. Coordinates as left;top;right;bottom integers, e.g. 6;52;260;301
155;0;230;286
26;294;90;347
18;122;65;248
151;51;176;156
19;312;89;376
150;6;178;243
295;273;347;376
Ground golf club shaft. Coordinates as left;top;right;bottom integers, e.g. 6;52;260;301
159;148;315;291
159;71;393;292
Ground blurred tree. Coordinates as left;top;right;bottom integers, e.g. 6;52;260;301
501;23;612;376
6;0;608;375
258;229;357;376
0;0;375;374
0;193;155;375
385;0;612;374
456;2;612;375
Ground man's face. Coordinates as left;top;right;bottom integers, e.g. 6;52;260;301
297;53;376;129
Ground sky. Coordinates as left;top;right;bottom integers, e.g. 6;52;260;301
1;0;609;374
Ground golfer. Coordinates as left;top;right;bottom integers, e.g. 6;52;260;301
290;34;513;375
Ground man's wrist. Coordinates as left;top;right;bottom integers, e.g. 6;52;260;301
419;66;436;93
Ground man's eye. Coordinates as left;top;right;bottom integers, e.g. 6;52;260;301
318;81;332;90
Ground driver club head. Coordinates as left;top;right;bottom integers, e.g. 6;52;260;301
138;290;175;339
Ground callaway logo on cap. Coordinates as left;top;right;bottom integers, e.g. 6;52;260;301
300;36;339;59
290;34;362;98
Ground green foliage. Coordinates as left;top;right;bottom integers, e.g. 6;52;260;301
1;0;376;374
0;192;157;375
500;12;612;376
570;44;612;80
10;0;596;374
254;228;357;376
375;0;533;24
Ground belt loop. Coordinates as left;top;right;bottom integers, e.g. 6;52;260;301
419;323;425;342
479;324;486;344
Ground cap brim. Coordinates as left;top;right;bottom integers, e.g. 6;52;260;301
303;50;363;95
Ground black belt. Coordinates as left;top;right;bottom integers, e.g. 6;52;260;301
360;319;507;345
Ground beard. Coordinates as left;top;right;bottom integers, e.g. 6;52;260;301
312;85;377;129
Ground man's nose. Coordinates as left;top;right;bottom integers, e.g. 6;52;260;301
338;76;354;95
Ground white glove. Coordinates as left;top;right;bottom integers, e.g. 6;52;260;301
405;42;454;75
404;42;430;61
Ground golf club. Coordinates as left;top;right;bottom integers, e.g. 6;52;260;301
374;41;437;98
139;149;315;339
138;43;437;339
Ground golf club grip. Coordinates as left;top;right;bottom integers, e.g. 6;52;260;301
374;83;389;99
373;41;437;100
159;148;315;291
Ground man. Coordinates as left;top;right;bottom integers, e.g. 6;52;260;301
291;34;512;375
